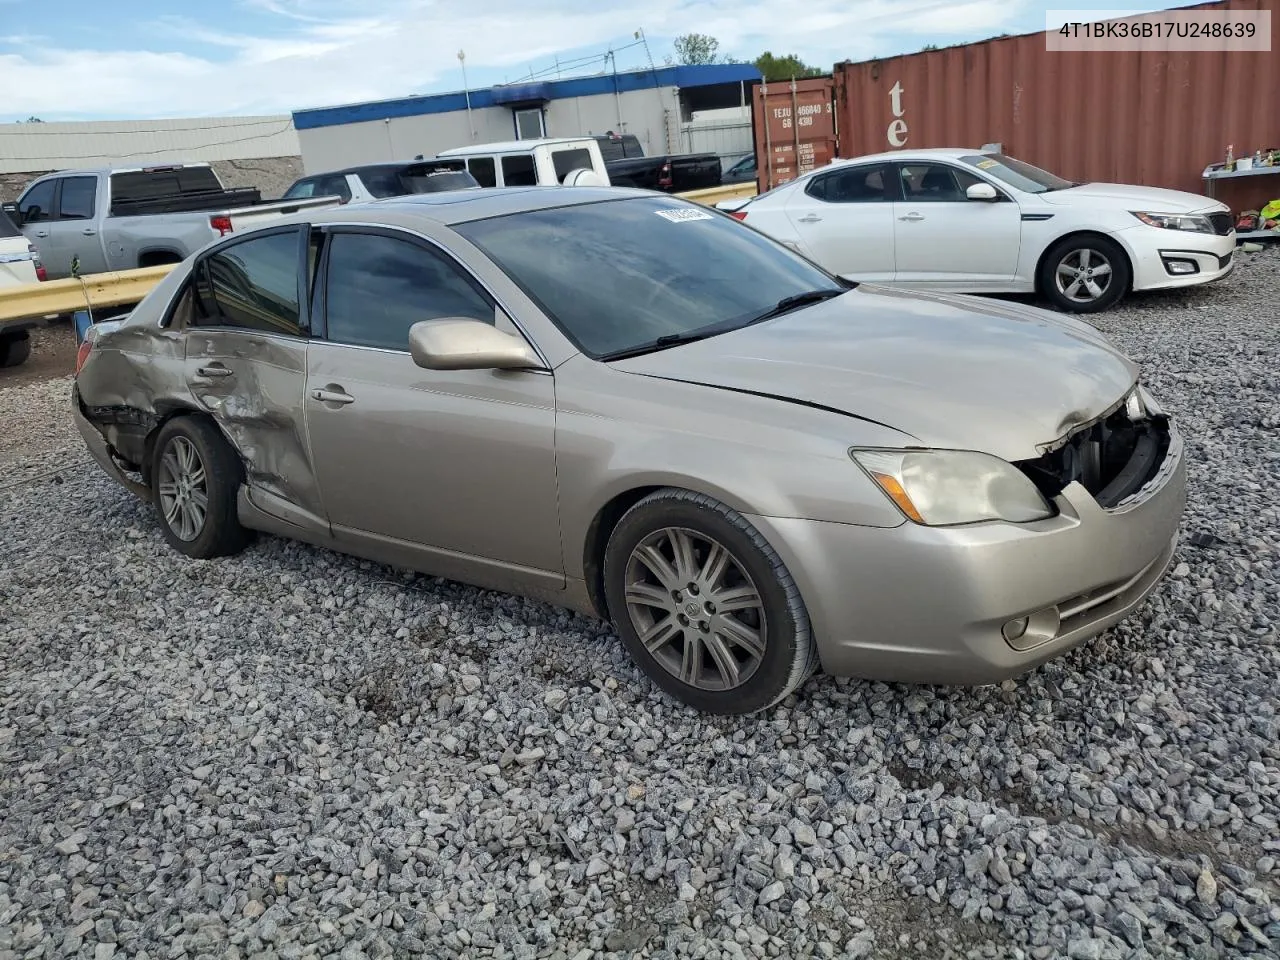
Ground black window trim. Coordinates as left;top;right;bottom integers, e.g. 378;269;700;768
805;162;903;203
162;222;312;337
309;222;550;369
892;160;1015;203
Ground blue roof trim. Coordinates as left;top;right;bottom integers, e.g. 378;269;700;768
293;62;760;130
491;82;553;104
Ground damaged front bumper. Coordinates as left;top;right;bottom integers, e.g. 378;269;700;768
745;417;1187;685
72;384;151;501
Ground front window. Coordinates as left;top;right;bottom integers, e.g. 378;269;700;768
454;196;845;359
960;154;1075;194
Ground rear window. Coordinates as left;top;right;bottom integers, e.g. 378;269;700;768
595;135;644;161
110;167;223;203
551;149;594;183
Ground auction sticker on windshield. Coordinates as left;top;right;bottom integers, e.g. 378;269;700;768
656;208;715;223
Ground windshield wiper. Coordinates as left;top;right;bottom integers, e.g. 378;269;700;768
745;287;846;325
598;287;847;362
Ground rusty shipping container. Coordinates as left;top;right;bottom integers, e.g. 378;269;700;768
750;76;839;194
833;0;1279;211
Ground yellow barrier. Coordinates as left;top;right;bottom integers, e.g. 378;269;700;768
0;264;175;324
677;182;759;206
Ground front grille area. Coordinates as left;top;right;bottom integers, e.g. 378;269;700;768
1017;400;1172;509
1207;212;1234;235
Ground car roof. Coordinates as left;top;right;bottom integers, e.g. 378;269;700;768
297;185;669;228
437;138;596;157
300;159;466;179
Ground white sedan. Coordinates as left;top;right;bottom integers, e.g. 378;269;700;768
720;148;1237;313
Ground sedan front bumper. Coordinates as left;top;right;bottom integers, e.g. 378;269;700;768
748;424;1187;685
1122;227;1236;293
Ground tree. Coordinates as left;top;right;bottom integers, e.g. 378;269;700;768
753;52;822;82
672;33;721;65
23;116;44;123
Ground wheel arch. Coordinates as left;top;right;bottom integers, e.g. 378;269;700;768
137;248;186;269
142;403;232;486
1034;229;1135;297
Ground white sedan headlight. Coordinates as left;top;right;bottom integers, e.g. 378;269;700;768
850;449;1054;526
1131;211;1214;234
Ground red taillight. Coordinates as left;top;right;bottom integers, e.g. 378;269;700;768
658;162;673;189
28;244;47;281
729;211;748;221
75;339;92;376
210;215;233;236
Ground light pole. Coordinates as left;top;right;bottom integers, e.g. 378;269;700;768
458;49;475;143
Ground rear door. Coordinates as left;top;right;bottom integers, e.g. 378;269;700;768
890;161;1022;286
181;224;324;523
783;162;897;280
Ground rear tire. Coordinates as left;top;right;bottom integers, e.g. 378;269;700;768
603;488;817;715
150;416;250;559
1038;234;1130;314
0;332;31;368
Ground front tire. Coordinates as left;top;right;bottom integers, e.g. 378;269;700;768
603;489;817;715
1038;234;1130;314
150;416;249;559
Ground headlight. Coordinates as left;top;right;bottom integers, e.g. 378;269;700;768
850;449;1054;526
1131;211;1214;234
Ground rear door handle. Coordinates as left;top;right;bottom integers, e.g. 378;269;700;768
898;213;926;222
797;214;823;223
82;228;97;236
197;364;234;378
311;388;354;406
34;230;49;238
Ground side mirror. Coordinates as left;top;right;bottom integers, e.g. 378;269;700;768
966;182;999;201
408;318;541;371
1;201;20;222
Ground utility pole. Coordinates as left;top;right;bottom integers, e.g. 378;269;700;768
458;50;475;143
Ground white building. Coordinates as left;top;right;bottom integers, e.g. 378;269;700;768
291;64;760;175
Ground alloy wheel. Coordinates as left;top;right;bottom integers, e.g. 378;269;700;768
623;526;768;691
157;436;209;542
1055;248;1114;304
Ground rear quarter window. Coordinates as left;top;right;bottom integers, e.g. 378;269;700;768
551;148;594;183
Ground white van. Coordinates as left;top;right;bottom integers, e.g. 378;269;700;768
436;138;611;188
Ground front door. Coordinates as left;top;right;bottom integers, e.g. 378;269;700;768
20;176;109;278
304;226;562;579
890;161;1022;285
783;162;897;281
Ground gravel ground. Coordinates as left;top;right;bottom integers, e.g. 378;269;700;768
1;248;1278;960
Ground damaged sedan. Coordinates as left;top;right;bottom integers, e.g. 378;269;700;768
72;187;1186;715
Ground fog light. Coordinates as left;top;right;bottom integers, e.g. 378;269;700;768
1164;258;1197;275
1002;617;1030;642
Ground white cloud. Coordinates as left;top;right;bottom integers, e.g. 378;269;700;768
5;0;1030;119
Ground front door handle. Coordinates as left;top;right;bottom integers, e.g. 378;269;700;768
197;364;234;378
797;214;823;223
82;228;97;237
898;213;926;222
311;387;354;406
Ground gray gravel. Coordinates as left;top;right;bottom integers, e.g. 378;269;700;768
2;248;1279;960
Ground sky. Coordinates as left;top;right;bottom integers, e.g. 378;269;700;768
2;0;1180;122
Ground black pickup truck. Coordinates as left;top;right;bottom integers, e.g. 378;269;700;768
594;133;722;193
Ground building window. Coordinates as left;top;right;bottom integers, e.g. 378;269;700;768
514;108;545;140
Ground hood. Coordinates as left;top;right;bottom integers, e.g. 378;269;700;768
611;285;1139;462
1039;181;1223;213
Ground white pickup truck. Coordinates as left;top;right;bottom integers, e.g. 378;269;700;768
4;163;340;280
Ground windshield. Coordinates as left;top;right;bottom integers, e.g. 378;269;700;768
454;197;845;359
959;154;1075;194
